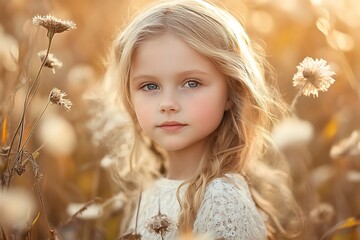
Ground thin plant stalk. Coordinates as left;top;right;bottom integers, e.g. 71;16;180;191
20;100;50;151
290;84;306;114
158;196;164;240
135;190;142;234
35;180;54;238
311;4;359;99
1;226;9;240
1;35;54;188
18;35;54;151
325;31;359;99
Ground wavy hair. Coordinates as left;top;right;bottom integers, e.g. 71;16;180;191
103;0;303;238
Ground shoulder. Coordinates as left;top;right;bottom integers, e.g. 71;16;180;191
200;174;256;216
205;174;250;198
194;174;267;240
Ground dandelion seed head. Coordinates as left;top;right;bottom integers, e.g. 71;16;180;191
293;57;335;97
309;203;335;225
37;50;63;73
49;88;73;111
119;233;142;240
147;213;176;237
32;15;76;37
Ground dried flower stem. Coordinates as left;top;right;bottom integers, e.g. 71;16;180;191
330;40;360;98
35;180;53;237
18;35;53;150
1;226;9;240
322;23;360;99
21;100;50;151
1;32;54;188
158;197;164;240
61;197;102;227
290;84;306;114
135;191;142;234
28;36;53;106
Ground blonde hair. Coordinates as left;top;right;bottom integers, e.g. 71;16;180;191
104;0;303;238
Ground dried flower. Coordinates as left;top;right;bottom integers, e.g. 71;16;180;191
330;130;360;159
37;50;63;73
49;88;73;111
147;212;176;237
1;146;10;155
119;233;142;240
32;15;76;38
309;203;335;225
293;57;335;97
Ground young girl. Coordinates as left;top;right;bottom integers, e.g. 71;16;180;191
103;0;302;239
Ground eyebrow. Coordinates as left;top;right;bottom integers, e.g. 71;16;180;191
131;69;208;82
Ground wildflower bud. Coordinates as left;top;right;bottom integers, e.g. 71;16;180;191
49;88;73;111
37;50;63;73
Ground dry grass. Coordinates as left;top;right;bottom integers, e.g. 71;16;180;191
0;0;359;239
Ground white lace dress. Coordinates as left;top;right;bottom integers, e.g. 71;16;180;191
127;174;267;240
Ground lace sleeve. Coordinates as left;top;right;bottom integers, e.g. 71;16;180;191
193;176;267;240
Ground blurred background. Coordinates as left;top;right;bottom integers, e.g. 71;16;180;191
0;0;360;239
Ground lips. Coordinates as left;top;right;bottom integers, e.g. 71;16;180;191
158;121;187;131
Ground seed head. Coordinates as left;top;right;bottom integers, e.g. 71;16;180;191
49;88;73;111
309;203;335;225
147;213;176;237
37;50;63;73
293;57;335;97
119;233;142;240
32;15;76;38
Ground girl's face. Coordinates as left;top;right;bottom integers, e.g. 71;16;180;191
129;33;230;154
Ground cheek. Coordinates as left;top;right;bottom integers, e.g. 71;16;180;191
132;98;154;128
188;96;226;125
135;107;153;129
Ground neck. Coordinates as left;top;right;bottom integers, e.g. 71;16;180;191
165;142;206;180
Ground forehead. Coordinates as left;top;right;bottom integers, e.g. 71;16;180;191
130;33;222;79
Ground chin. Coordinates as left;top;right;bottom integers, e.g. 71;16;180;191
158;142;189;152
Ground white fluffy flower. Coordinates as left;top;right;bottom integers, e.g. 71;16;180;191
0;188;36;230
293;57;335;97
271;117;314;149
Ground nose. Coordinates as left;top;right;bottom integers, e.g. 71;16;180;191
159;93;180;113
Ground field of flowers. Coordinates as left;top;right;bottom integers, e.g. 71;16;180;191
0;0;359;239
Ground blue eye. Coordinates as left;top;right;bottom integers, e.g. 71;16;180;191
141;83;159;91
184;80;199;88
